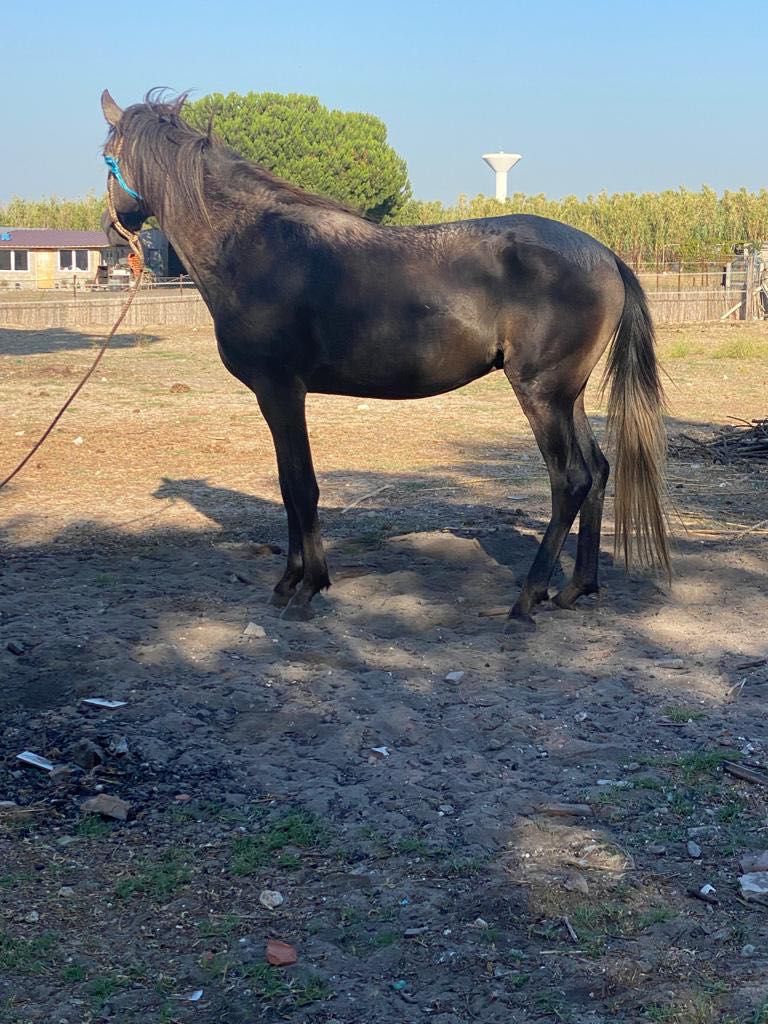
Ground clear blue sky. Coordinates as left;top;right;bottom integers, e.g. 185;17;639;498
2;0;765;205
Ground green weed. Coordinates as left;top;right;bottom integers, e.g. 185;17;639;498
231;811;325;876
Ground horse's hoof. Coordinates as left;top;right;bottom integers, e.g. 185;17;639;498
552;585;598;610
269;590;292;608
552;588;578;610
505;611;536;633
280;600;315;622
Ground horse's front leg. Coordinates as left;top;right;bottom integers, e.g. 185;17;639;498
255;377;330;621
268;488;304;607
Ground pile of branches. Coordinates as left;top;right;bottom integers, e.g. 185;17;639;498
671;419;768;464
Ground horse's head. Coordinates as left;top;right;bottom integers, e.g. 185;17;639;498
101;90;151;244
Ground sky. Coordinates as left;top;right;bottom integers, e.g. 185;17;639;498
2;0;766;205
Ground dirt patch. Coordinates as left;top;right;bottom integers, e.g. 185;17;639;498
1;322;768;1023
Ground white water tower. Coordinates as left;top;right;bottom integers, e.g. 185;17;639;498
482;151;522;201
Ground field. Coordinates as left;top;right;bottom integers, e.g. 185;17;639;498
1;320;768;1024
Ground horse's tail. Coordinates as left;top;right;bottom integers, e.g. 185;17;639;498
604;257;671;578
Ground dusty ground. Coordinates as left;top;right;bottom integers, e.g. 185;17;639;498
1;320;768;1024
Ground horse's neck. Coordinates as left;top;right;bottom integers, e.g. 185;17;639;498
151;186;224;299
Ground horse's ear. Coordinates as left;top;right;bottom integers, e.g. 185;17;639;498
101;90;123;126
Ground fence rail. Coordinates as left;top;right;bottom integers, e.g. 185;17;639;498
0;285;766;330
0;291;211;329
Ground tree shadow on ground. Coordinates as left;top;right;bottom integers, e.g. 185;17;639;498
2;462;768;1022
0;324;162;356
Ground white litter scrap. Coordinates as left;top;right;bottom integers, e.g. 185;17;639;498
81;698;128;709
16;752;55;771
177;989;203;1002
370;746;391;758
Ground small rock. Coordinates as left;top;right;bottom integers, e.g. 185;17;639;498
438;803;455;815
6;640;25;656
573;711;589;723
688;825;719;839
259;890;284;910
534;802;593;817
741;944;757;957
248;543;282;556
470;917;489;929
169;382;191;393
266;938;297;966
23;910;39;923
230;572;254;585
597;779;632;788
80;793;131;821
444;671;464;683
563;870;590;895
740;851;768;874
656;657;687;670
243;622;267;639
687;841;702;859
57;887;75;898
739;872;768;900
647;844;667;856
65;739;105;770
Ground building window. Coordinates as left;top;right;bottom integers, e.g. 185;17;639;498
0;250;29;271
58;250;89;271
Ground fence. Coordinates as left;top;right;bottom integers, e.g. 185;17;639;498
646;288;755;323
0;278;766;330
0;290;211;329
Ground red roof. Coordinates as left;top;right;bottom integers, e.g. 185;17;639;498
0;228;110;249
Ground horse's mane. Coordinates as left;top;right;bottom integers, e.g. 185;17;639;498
106;89;361;221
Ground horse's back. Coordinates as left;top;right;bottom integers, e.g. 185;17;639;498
417;213;618;274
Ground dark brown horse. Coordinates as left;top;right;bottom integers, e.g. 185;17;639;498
101;90;669;627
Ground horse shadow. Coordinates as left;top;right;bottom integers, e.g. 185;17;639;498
150;472;628;615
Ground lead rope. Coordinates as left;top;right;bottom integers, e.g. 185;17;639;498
0;158;145;491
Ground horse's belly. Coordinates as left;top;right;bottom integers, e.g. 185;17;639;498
307;309;500;399
307;344;497;399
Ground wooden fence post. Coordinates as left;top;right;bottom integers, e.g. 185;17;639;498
742;254;755;320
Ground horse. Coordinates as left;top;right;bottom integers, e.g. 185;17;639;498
100;89;670;628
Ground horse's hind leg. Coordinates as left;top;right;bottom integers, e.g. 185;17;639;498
553;393;610;609
507;383;592;628
254;378;330;620
269;476;305;607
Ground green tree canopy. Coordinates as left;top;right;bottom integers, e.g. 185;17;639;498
183;92;411;221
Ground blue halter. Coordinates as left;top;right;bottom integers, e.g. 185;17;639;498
104;154;143;202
